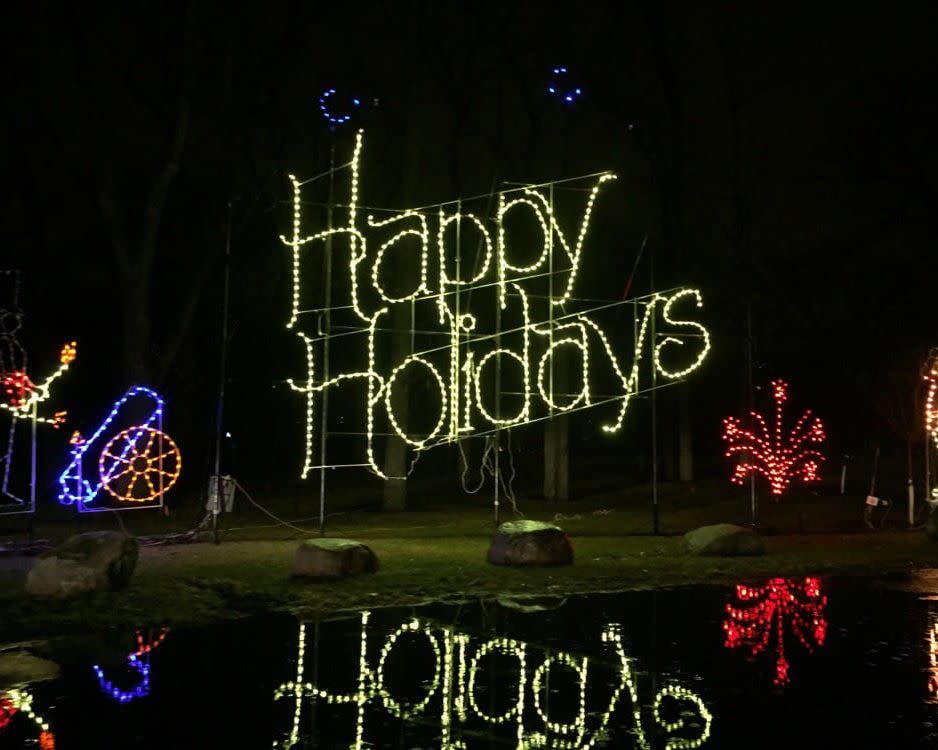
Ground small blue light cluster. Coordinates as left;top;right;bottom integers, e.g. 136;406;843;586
319;88;360;127
93;654;151;704
547;66;582;104
57;386;164;507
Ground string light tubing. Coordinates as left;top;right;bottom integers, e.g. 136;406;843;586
722;379;826;496
282;131;712;478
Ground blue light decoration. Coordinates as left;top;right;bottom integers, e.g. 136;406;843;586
93;655;151;704
547;66;583;104
319;88;361;127
57;386;165;509
93;628;169;704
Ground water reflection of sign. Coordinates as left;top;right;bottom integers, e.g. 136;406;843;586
273;612;713;749
723;577;827;686
283;131;711;479
928;620;938;698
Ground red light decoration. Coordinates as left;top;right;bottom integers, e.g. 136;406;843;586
723;577;827;686
722;379;826;496
134;626;170;656
2;370;34;408
59;341;76;365
39;730;56;750
0;695;18;732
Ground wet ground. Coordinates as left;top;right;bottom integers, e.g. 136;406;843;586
2;576;937;748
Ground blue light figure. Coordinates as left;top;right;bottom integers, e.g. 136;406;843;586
319;88;361;129
547;66;583;105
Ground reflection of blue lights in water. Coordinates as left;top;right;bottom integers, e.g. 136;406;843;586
93;654;151;704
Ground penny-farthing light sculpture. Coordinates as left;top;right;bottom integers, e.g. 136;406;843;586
58;386;181;512
99;426;181;503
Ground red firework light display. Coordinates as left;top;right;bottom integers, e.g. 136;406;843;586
722;379;826;496
723;577;828;686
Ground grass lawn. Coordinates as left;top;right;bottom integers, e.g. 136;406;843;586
2;480;937;641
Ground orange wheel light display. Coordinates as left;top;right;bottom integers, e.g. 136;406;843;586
99;426;181;503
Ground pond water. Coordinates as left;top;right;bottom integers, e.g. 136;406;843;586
2;577;938;748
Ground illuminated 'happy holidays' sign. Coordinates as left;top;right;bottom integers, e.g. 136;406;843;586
282;131;711;478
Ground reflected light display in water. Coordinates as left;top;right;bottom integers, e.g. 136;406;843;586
0;689;55;748
93;627;170;704
723;577;827;686
273;612;713;749
929;620;938;698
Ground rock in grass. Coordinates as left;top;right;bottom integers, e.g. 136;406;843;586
0;651;60;688
488;520;573;567
682;523;765;556
292;538;378;580
26;532;138;597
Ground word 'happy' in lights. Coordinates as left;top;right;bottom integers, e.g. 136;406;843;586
283;131;711;479
723;577;827;687
722;379;826;496
58;386;180;510
274;612;712;749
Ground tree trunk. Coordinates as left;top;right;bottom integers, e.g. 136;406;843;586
544;415;570;502
679;386;694;481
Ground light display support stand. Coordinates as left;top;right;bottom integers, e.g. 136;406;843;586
319;142;336;537
212;201;233;545
747;305;758;528
650;251;659;535
494;255;502;528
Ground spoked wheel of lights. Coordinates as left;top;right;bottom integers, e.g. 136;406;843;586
99;426;180;503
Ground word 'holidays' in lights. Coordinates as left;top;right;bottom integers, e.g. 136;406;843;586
282;131;712;478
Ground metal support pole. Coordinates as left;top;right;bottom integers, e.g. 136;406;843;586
494;207;503;528
926;431;932;508
213;201;232;545
28;404;36;541
651;257;659;535
747;305;757;529
319;142;336;536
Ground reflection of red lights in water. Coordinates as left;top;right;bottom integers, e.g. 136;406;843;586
0;696;18;731
723;577;828;686
134;627;170;656
39;730;56;749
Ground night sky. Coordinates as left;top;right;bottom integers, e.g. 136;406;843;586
2;3;935;503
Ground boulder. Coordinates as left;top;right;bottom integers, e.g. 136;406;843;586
26;532;138;597
0;651;60;688
488;520;573;567
292;538;378;580
682;523;765;556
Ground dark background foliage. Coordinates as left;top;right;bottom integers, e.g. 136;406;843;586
1;2;935;507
